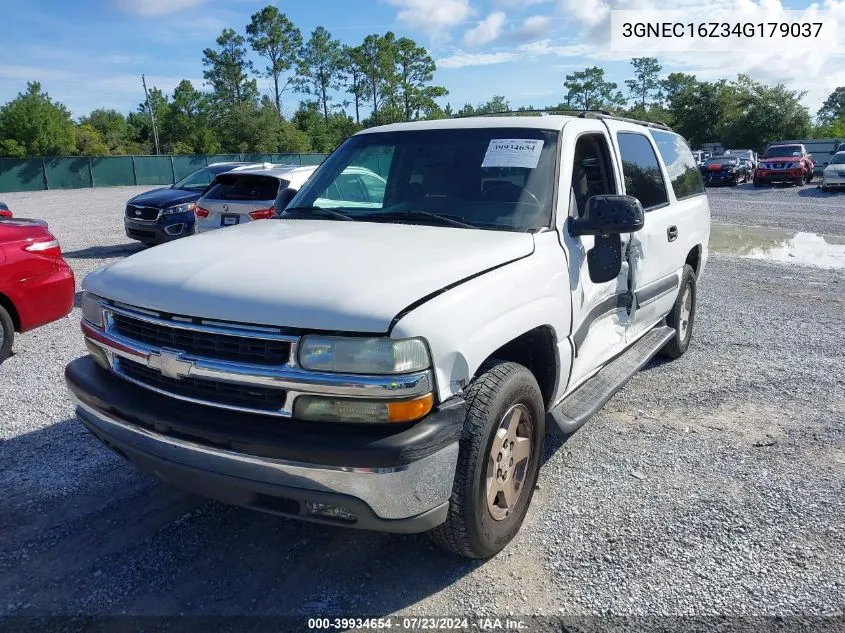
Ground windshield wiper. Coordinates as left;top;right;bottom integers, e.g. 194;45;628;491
363;209;475;229
283;206;355;221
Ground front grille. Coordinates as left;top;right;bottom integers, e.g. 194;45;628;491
118;358;286;412
126;205;159;221
126;228;156;239
111;312;291;366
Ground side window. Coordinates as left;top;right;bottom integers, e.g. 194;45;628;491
617;133;669;210
650;130;705;200
358;173;386;204
570;133;618;217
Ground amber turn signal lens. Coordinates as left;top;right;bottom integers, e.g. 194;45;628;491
386;393;434;423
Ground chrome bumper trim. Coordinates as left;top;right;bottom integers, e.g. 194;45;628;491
73;395;458;520
82;320;433;417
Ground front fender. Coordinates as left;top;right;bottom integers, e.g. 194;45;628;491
390;232;572;404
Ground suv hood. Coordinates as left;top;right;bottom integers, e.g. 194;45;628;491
84;219;534;332
128;187;199;208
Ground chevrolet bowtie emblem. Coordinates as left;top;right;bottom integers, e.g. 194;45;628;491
149;349;193;380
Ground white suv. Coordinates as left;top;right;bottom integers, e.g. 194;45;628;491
194;165;318;232
69;113;710;559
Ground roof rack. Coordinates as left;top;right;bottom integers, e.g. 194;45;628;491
460;109;672;131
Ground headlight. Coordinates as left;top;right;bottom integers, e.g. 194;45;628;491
80;291;105;328
160;203;195;216
298;336;430;374
294;393;434;423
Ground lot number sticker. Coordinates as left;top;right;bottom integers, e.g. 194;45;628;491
482;139;545;169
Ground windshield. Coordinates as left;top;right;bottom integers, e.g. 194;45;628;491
286;127;559;231
173;167;219;192
764;145;801;158
829;153;845;165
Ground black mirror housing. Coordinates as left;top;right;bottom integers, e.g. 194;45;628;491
569;194;645;237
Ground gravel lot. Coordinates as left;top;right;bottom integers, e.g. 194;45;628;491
0;183;843;624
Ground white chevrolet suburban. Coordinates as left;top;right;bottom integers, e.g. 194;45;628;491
67;112;710;559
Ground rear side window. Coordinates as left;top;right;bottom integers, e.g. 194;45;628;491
205;175;284;201
650;131;705;201
617;133;669;210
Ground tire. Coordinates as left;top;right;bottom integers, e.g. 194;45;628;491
0;304;15;364
806;170;813;184
793;177;804;187
659;264;697;360
427;360;545;559
753;178;763;187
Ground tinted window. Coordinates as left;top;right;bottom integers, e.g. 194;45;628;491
205;175;283;201
617;133;669;210
174;167;214;191
651;131;705;200
289;128;559;231
830;153;845;165
571;133;617;217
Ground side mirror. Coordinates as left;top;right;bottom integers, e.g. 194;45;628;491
568;194;645;237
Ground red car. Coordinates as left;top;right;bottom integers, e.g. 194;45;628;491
0;217;75;363
0;201;12;219
754;144;815;186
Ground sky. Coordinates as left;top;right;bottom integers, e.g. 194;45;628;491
0;0;843;120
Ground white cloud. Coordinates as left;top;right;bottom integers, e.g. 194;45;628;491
495;0;551;6
464;12;507;46
437;51;518;68
514;15;552;41
386;0;474;36
114;0;205;16
558;0;609;27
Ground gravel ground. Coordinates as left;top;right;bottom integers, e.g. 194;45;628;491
0;183;843;624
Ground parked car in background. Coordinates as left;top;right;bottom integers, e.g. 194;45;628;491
725;149;757;169
0;201;12;219
0;218;75;363
700;155;750;186
821;151;845;192
195;165;318;233
754;143;814;186
124;162;266;246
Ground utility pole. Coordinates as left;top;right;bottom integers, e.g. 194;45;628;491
141;74;161;155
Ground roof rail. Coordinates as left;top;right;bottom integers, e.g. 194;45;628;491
455;109;672;131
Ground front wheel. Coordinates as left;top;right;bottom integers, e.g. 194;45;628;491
428;361;545;559
0;304;15;364
806;170;813;184
660;264;697;360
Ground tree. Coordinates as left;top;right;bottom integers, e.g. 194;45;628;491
358;32;398;126
818;87;845;124
160;80;218;153
202;28;258;106
0;82;75;156
294;27;343;123
74;123;110;155
341;45;367;123
292;101;360;152
395;37;447;121
246;6;302;114
475;95;510;114
625;57;662;109
661;73;698;108
78;109;129;153
564;67;626;111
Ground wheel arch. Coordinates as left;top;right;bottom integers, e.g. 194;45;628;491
685;244;702;277
0;292;21;332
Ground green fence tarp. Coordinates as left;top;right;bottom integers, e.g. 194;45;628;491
172;155;207;181
44;157;92;189
0;159;45;192
91;156;135;187
0;153;328;193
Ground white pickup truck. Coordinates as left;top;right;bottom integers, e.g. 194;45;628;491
67;113;710;559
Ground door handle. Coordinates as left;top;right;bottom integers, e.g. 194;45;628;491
667;225;678;242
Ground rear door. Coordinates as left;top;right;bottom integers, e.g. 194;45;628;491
200;174;283;227
603;122;709;343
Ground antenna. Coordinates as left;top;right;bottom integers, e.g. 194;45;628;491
141;74;161;156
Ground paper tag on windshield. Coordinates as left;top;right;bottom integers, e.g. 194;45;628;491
482;139;544;169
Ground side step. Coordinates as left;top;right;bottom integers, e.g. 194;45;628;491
547;325;675;435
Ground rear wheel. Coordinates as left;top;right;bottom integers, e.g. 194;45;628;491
0;304;15;364
660;264;697;360
753;178;764;187
806;169;813;184
428;361;545;559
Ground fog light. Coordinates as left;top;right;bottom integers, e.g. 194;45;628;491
304;501;356;523
164;223;184;236
294;393;434;423
85;339;111;370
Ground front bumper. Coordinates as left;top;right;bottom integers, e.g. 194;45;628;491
822;173;845;188
65;356;463;532
754;169;803;183
702;171;741;185
124;215;195;245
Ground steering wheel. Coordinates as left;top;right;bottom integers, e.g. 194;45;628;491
480;182;542;207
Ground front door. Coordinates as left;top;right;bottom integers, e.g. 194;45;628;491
557;121;634;394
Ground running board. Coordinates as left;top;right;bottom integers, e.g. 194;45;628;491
547;325;675;435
